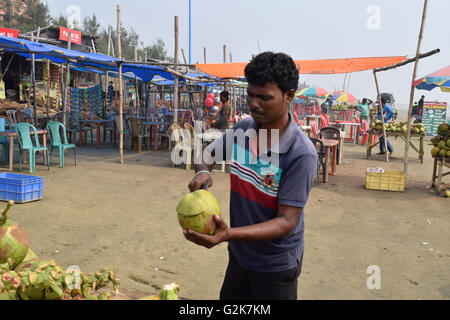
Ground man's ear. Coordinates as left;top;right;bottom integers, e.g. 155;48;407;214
285;89;295;104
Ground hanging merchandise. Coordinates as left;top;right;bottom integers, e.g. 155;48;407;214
108;83;114;107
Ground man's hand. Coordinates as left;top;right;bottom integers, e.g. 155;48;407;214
183;215;229;249
188;172;213;192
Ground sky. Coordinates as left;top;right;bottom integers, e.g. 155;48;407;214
45;0;450;109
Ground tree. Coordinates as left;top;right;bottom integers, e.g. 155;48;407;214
140;39;172;62
15;0;52;33
0;0;21;29
53;14;67;28
83;14;100;36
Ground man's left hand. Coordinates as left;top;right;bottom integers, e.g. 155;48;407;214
183;215;229;249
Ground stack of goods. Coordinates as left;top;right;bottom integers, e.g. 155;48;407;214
107;84;114;108
332;103;348;111
370;120;426;135
88;84;103;119
68;84;103;118
430;123;449;160
0;201;121;300
69;88;84;114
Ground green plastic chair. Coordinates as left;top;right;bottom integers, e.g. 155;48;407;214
15;123;50;173
46;121;77;168
0;119;10;163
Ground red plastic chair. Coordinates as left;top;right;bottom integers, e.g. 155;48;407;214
311;121;319;138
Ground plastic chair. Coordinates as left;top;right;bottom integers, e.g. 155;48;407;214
309;137;326;185
14;123;50;173
319;127;341;165
127;117;149;152
15;110;34;125
46;121;77;168
310;121;319;138
67;112;93;145
0;118;9;163
6;110;17;126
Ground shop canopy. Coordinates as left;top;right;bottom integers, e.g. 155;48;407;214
413;65;450;91
0;35;208;83
195;56;407;78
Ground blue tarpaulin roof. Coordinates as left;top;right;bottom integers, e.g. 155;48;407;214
0;35;220;83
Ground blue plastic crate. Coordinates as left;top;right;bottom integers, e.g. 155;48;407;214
0;173;44;203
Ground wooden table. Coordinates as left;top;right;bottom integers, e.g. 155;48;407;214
320;138;339;183
431;157;450;194
0;129;48;171
366;131;424;163
79;119;116;148
141;121;170;151
199;130;226;172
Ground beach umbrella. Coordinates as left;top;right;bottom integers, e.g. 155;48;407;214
414;65;450;91
296;86;329;98
331;91;357;103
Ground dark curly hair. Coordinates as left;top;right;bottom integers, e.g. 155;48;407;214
244;52;299;94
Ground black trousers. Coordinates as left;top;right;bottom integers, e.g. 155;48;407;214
220;250;303;300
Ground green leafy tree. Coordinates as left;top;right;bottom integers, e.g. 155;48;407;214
15;0;52;33
53;14;67;28
0;0;22;29
83;13;100;36
140;39;173;62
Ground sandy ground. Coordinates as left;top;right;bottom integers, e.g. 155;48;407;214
3;134;449;300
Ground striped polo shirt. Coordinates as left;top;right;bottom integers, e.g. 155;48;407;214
207;113;317;272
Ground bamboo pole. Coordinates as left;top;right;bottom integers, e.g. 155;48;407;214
404;0;429;184
173;16;179;125
31;53;37;125
118;5;124;164
229;52;233;63
203;47;207;64
223;45;227;63
63;32;72;126
134;46;140;116
373;70;389;163
46;60;50;117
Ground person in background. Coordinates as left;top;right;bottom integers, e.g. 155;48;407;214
321;99;329;115
327;96;333;112
357;98;370;122
417;95;425;123
128;93;136;115
377;97;395;155
213;91;231;130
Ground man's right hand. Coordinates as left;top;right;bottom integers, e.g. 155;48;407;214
188;172;213;192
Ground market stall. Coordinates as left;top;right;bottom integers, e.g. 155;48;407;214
366;122;426;163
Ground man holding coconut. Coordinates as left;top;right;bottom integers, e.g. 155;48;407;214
185;52;317;300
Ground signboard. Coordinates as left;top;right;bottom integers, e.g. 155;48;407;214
0;28;19;38
422;101;447;136
59;27;82;45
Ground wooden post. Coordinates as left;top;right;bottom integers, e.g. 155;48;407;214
46;60;50;117
404;0;428;183
63;32;72;126
230;52;233;63
223;45;227;63
118;5;124;164
373;70;389;163
31;53;37;125
134;46;140;116
203;47;207;64
174;16;179;125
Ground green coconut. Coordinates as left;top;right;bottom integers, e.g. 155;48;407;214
14;258;65;300
0;201;29;269
437;123;448;135
431;147;440;158
176;190;221;235
439;149;447;158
